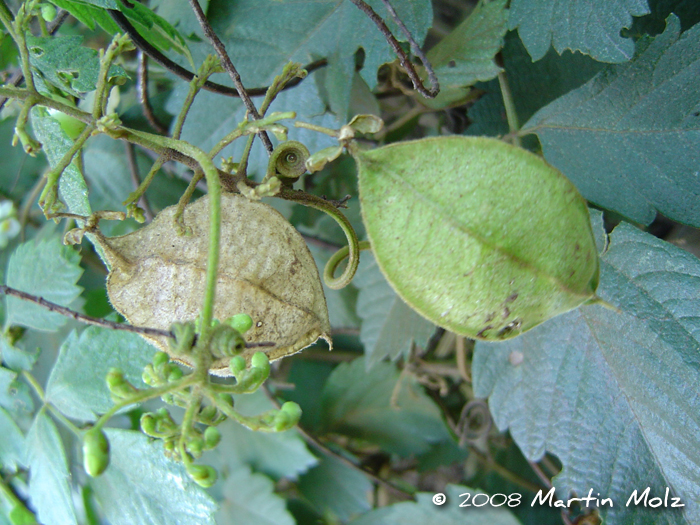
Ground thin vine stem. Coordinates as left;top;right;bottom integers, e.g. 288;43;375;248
137;51;168;134
497;68;521;147
107;9;326;99
0;284;174;338
185;0;273;154
347;0;438;98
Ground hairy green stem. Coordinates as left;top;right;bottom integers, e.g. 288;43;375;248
93;376;197;432
93;34;132;120
178;392;202;466
0;0;17;41
38;122;96;213
497;70;521;147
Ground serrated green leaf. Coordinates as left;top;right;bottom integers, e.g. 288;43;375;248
206;391;317;480
523;15;700;227
45;328;154;421
298;455;372;522
216;466;294;525
0;367;34;423
424;0;508;109
474;221;700;525
30;108;91;216
466;30;604;137
91;429;217;525
202;0;431;119
353;252;434;368
25;411;77;525
26;35;127;97
350;484;523;525
319;359;451;456
0;407;24;471
509;0;650;62
5;234;83;331
355;136;599;341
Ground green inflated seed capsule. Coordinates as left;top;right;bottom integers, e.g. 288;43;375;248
353;136;600;341
83;429;110;477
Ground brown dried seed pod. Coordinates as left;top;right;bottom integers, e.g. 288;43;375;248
96;193;331;375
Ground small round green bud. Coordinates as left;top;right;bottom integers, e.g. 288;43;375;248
229;355;246;375
187;464;218;488
167;365;184;382
199;405;217;422
203;426;221;449
163;438;176;452
40;4;57;21
142;364;160;386
218;393;234;408
186;435;204;457
161;393;174;405
251;351;270;371
106;368;136;398
153;351;169;367
140;413;157;436
226;313;253;334
83;429;110;477
274;402;302;432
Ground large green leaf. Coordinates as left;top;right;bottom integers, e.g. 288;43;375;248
91;429;217;525
522;15;700;227
509;0;650;62
424;0;508;109
216;466;294;525
45;328;154;421
319;359;452;456
473;219;700;525
30;108;91;216
25;411;77;525
355;136;599;341
350;484;523;525
353;252;434;368
298;455;372;522
5;234;83;331
204;0;431;119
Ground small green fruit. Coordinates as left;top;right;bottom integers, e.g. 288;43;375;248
226;313;253;334
203;426;221;449
83;429;110;477
188;464;218;488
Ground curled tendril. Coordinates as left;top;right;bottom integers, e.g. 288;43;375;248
267;141;310;184
325;240;372;288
